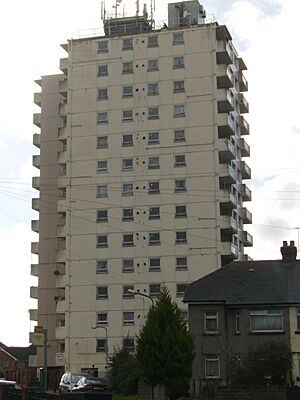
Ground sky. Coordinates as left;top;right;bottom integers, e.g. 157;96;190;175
0;0;299;346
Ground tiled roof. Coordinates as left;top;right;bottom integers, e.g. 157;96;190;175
0;343;36;360
184;260;300;306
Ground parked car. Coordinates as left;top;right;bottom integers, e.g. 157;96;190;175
0;379;21;389
59;372;89;393
72;377;112;399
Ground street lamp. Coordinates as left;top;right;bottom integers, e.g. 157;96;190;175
127;289;155;306
91;325;108;372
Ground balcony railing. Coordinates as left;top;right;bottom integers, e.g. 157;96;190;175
59;79;67;98
217;68;234;89
33;133;40;148
238;184;252;201
239;161;251;179
220;216;238;233
218;115;235;138
31;264;38;277
60;58;68;75
33;113;41;128
31;220;39;233
29;309;38;321
32;155;40;169
238;93;249;114
239;116;250;135
238;138;250;157
219;164;238;185
238;71;248;92
30;286;38;299
32;198;40;211
219;139;236;163
31;242;39;255
217;91;235;113
216;43;233;65
32;176;40;190
34;92;41;107
240;207;252;224
242;231;253;247
220;192;238;212
237;57;247;70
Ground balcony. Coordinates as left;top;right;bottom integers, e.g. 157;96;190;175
219;165;237;185
237;57;247;70
220;192;238;212
31;220;39;233
59;79;67;98
238;184;252;201
32;176;40;190
238;71;248;92
238;161;251;179
220;216;238;233
31;264;38;277
29;309;38;321
32;155;40;169
34;92;41;107
56;326;66;340
31;242;39;255
239;254;253;261
57;249;66;263
33;113;41;128
238;93;249;114
59;102;68;116
216;25;232;41
32;198;40;211
239;115;250;135
60;58;68;75
217;68;234;89
238;138;250;157
240;207;252;224
217;91;235;113
30;286;38;299
57;200;67;213
216;43;233;65
55;352;65;366
57;224;67;237
33;133;40;148
218;115;235;138
242;230;253;247
219;139;236;163
221;242;238;266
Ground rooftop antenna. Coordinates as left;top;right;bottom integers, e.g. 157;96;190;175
101;1;106;20
112;0;122;18
150;0;155;22
136;0;140;16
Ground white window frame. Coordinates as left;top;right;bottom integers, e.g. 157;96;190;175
123;233;134;247
176;231;187;244
149;258;161;271
97;112;108;124
122;134;133;146
149;283;161;297
122;110;133;122
174;129;186;143
97;41;108;53
122;61;133;74
174;105;185;117
97;312;108;325
97;136;108;149
148;35;158;48
123;285;134;298
97;209;108;222
148;131;159;144
122;259;134;273
175;179;186;192
149;207;160;219
148;83;159;96
149;232;160;246
97;185;108;198
175;205;187;218
176;284;187;297
205;311;219;333
174;154;186;167
122;86;133;98
176;257;188;270
148;107;159;120
96;260;108;274
149;181;160;194
122;38;133;50
122;208;134;221
96;339;107;352
97;235;108;248
148;156;160;169
249;309;283;332
122;183;134;196
97;160;108;172
205;355;220;379
173;56;185;69
97;88;108;100
97;286;108;299
148;59;159;71
174;80;185;93
173;32;184;45
123;311;134;325
122;158;133;171
97;64;108;76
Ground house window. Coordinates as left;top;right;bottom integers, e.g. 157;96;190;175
148;157;160;169
97;235;108;248
148;59;159;71
122;208;134;221
176;257;188;270
122;62;133;74
149;207;160;219
122;110;133;122
123;312;134;325
96;286;108;299
97;112;108;124
123;338;135;351
149;181;160;194
122;134;133;147
173;56;185;69
174;154;186;166
97;136;108;149
174;129;185;142
97;209;108;222
175;205;187;218
122;86;133;98
97;312;108;325
148;131;159;144
97;64;108;76
149;232;160;246
148;107;159;120
175;179;186;192
235;311;240;333
122;259;134;273
148;35;158;48
97;88;108;100
176;284;187;297
96;260;108;273
250;309;283;332
97;160;108;172
181;310;188;324
122;158;133;171
148;83;159;96
205;311;218;333
297;309;300;331
149;283;161;297
122;183;134;196
97;41;108;53
96;339;107;352
174;80;185;93
174;105;185;117
176;231;187;244
173;32;184;45
122;38;133;50
58;342;65;353
123;233;134;247
97;185;108;198
149;258;160;271
205;355;220;378
123;285;134;298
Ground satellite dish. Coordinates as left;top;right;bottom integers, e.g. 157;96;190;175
183;10;191;18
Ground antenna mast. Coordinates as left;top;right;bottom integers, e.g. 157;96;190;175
136;0;140;16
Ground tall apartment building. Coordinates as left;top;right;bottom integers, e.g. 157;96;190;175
30;0;252;374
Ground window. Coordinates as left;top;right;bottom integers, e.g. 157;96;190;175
148;35;158;48
250;309;283;332
97;160;108;172
97;209;108;222
97;64;108;76
122;183;133;196
122;158;133;171
97;235;108;248
123;338;135;351
97;185;108;198
176;231;187;244
181;310;188;323
123;285;134;298
174;154;186;166
148;131;159;144
149;207;160;219
176;257;188;270
235;311;240;333
122;62;133;74
123;233;134;247
149;181;160;194
96;286;108;299
148;107;159;120
122;134;133;147
205;355;220;378
148;59;159;71
148;83;159;96
176;284;187;297
122;86;133;98
123;312;134;325
97;88;108;100
58;318;65;327
97;112;108;124
175;179;186;192
97;260;108;273
205;311;218;333
149;258;160;271
149;283;161;297
60;163;67;175
97;136;108;149
97;312;108;325
122;110;133;122
122;38;133;50
174;129;185;142
174;80;185;93
97;41;108;53
175;205;187;218
58;342;65;353
148;156;160;169
173;56;185;69
149;232;160;246
59;187;66;199
122;259;134;273
174;105;185;117
297;309;300;331
173;32;184;45
122;208;134;221
96;339;107;352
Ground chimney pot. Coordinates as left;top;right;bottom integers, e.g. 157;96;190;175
281;240;297;262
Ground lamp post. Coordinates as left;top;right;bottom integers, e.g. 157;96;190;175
91;325;108;372
127;289;155;306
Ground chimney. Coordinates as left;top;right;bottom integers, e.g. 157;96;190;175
281;240;297;262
